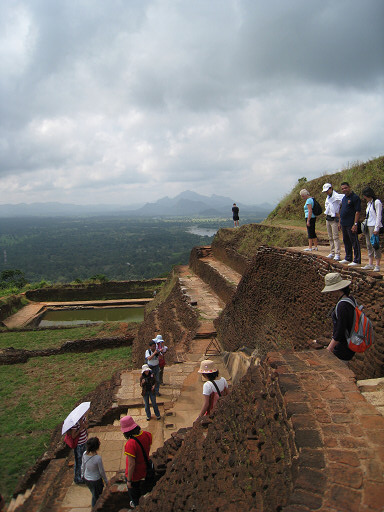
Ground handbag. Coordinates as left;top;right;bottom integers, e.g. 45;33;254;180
64;432;79;449
370;233;380;250
360;219;368;234
132;437;156;489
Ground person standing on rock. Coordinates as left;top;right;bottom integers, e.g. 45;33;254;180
300;189;318;251
339;182;361;266
321;272;357;362
153;334;168;385
322;183;344;261
120;415;152;509
361;186;382;272
196;360;229;419
81;437;108;507
145;341;161;396
232;203;240;227
140;364;161;421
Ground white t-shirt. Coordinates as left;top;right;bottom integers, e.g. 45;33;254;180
202;377;228;396
145;349;159;366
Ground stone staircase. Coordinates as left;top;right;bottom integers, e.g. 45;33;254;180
5;249;239;512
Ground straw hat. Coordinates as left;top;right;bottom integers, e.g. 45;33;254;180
321;273;351;293
120;415;139;433
198;360;218;373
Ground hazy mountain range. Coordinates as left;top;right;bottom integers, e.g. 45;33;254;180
0;191;274;218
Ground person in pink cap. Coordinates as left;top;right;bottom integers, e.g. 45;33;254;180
120;415;152;508
196;360;228;420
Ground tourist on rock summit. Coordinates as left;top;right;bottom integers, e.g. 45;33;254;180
120;415;152;509
145;341;161;396
232;203;240;227
338;182;361;266
322;183;344;261
153;334;168;385
361;186;382;273
300;189;318;252
321;272;357;362
140;364;161;421
196;360;229;419
81;437;108;507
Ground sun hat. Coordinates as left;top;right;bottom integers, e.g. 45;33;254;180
321;273;351;293
141;364;151;373
120;415;139;433
198;360;218;373
322;183;332;192
152;334;164;343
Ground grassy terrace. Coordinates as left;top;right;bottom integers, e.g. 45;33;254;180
0;322;135;351
0;324;133;500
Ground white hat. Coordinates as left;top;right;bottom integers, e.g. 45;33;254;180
321;273;351;293
322;183;332;192
152;334;164;342
141;364;151;373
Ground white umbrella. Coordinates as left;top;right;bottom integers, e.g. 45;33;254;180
62;402;91;435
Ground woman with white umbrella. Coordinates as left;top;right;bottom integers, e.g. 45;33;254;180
62;402;90;484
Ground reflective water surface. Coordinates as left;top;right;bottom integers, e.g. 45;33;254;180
39;306;145;327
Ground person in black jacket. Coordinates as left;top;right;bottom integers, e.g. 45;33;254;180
321;272;356;362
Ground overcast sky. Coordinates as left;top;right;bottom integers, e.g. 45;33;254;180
1;0;383;207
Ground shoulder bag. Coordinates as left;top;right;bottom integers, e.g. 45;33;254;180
132;436;156;490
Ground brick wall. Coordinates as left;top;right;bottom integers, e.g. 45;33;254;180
189;247;237;304
216;246;384;380
132;276;199;367
113;349;384;512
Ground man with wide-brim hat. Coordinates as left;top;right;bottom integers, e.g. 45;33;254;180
120;415;152;508
321;272;356;362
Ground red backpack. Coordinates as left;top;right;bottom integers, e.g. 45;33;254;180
336;298;374;353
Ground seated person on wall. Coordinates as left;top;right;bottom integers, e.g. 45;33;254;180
321;273;356;362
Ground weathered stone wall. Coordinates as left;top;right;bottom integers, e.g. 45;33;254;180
132;275;199;367
189;247;237;304
211;231;250;274
121;349;384;512
216;246;384;380
25;279;165;302
0;294;26;322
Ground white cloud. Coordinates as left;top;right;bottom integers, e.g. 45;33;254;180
0;0;383;206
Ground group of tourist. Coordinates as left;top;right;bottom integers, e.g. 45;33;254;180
300;182;382;272
63;330;229;509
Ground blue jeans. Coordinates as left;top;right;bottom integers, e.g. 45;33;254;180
148;364;160;394
143;392;160;419
74;443;86;483
85;478;104;507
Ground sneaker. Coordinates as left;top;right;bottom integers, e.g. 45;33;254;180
327;253;335;259
362;264;374;270
348;262;359;267
303;248;312;251
313;247;318;251
146;416;151;421
130;501;136;509
374;266;381;272
334;255;340;261
156;416;161;420
339;259;350;264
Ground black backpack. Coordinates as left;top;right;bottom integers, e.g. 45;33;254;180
312;198;323;216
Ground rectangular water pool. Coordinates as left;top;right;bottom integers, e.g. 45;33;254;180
39;306;145;327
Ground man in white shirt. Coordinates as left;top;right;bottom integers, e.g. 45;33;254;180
322;183;344;261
